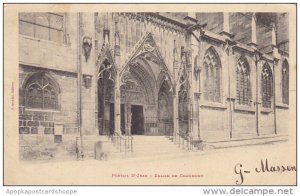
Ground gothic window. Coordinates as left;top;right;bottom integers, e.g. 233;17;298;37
19;12;64;43
261;63;273;108
282;60;289;105
236;56;251;105
203;47;221;102
25;72;59;110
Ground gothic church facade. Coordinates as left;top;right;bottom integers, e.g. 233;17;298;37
18;12;290;159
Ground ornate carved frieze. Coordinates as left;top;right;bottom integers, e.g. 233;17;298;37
120;76;146;104
119;12;186;35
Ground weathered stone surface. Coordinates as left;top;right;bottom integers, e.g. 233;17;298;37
44;128;53;135
33;115;44;121
49;122;54;127
19;127;30;134
44;114;54;121
19;107;24;114
19;115;32;121
40;121;49;127
27;121;39;126
31;127;38;134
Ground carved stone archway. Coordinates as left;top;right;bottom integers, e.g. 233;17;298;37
96;43;117;135
119;33;175;136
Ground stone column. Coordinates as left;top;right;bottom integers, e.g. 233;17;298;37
172;39;179;141
114;15;122;135
272;59;278;135
80;12;96;135
224;43;235;139
251;13;257;45
173;90;179;142
188;67;193;138
254;52;263;136
271;23;277;46
185;32;194;138
126;104;132;135
221;12;235;138
194;93;201;139
114;76;121;135
114;47;121;135
249;15;261;137
271;23;280;135
223;12;230;33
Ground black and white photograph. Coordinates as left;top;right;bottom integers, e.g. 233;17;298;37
3;3;297;186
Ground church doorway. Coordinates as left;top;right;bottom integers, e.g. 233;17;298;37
97;34;176;137
131;105;144;135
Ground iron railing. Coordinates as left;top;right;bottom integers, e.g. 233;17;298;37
173;131;194;151
108;132;133;153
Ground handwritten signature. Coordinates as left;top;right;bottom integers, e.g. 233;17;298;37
234;159;296;185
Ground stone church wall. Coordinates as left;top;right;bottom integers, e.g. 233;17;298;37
19;65;78;135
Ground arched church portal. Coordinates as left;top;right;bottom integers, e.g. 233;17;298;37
120;53;174;136
97;35;175;136
97;58;116;135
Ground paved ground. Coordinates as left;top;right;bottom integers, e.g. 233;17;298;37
12;141;296;185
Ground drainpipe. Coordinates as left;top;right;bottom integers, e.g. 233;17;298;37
271;23;278;135
77;12;83;159
255;57;259;136
254;50;262;136
224;40;236;139
273;59;278;134
227;46;233;139
94;13;99;133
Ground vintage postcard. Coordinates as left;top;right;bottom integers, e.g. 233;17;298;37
3;4;297;185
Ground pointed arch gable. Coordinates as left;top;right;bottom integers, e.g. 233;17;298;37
121;32;175;90
96;43;117;77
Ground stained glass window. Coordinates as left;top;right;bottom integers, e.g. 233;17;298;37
236;56;251;105
25;72;59;110
261;63;273;108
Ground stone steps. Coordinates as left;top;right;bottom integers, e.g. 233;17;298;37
128;136;186;157
204;134;288;150
37;134;287;161
77;135;187;160
77;134;287;160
